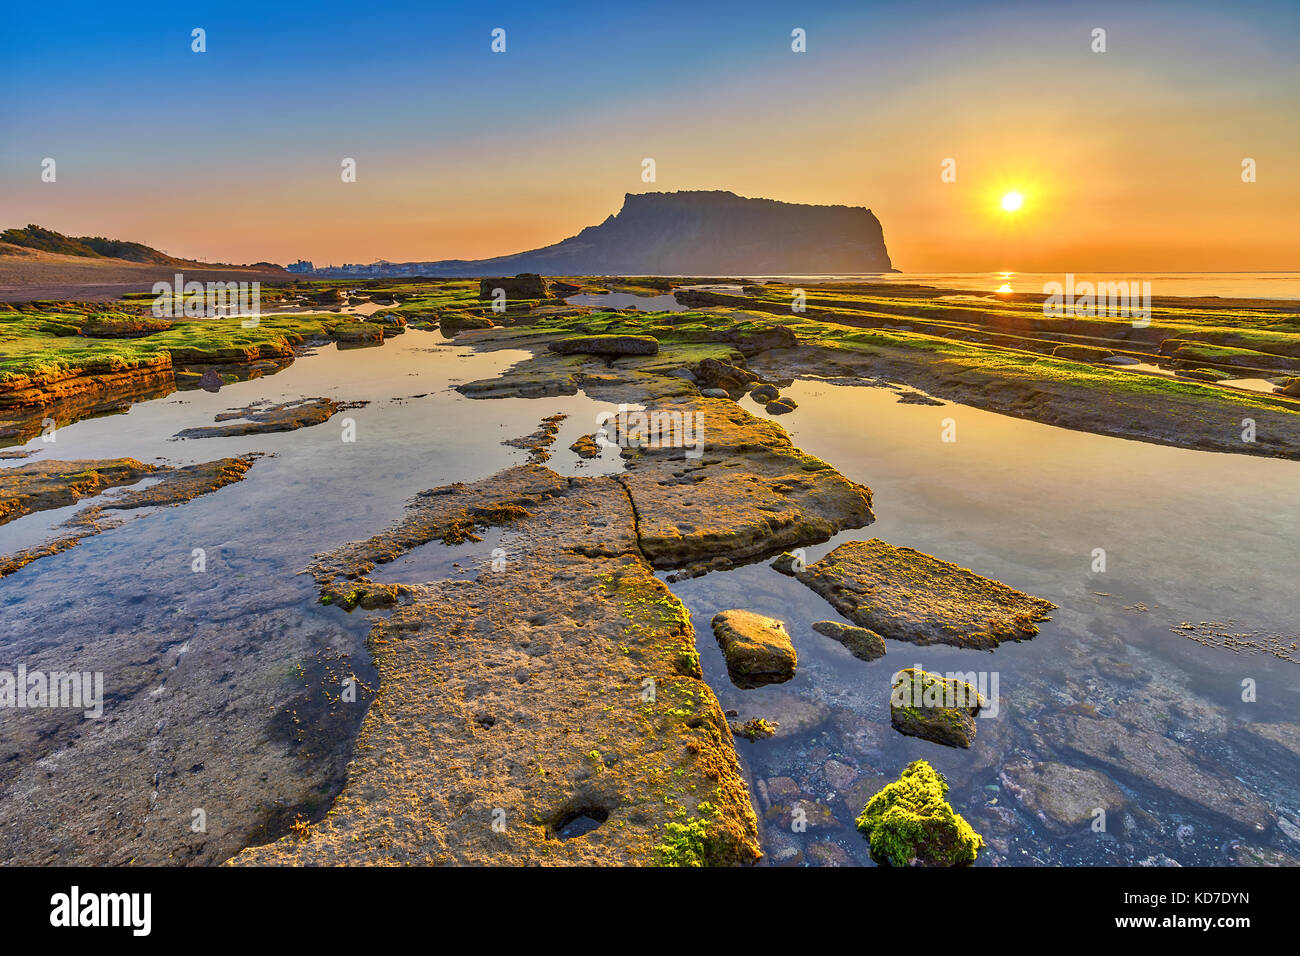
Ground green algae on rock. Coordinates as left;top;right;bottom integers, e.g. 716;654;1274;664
548;334;659;356
889;667;984;748
711;609;797;688
855;760;983;866
794;538;1055;650
230;463;760;866
0;457;156;525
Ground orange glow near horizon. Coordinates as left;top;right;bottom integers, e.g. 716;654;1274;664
3;7;1297;273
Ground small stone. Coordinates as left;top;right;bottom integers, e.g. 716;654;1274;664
812;620;886;661
823;759;860;791
711;610;796;688
770;552;804;576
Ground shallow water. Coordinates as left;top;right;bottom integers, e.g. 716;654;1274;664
0;330;626;864
664;378;1300;865
2;334;1296;865
741;273;1300;300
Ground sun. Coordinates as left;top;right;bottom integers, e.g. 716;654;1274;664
1001;191;1024;212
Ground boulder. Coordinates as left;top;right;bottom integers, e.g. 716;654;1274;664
479;274;549;301
765;397;798;415
749;383;780;402
694;357;758;394
855;760;983;866
711;610;797;688
889;668;983;748
439;313;494;335
199;368;223;393
727;323;798;355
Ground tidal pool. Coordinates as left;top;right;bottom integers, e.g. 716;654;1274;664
0;330;624;864
665;378;1300;865
1;336;1295;866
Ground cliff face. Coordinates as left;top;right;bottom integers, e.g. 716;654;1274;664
404;191;894;276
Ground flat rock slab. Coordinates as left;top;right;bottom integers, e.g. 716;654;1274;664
230;465;760;866
0;458;155;526
794;538;1055;650
174;397;353;439
889;668;983;748
1;455;257;578
812;620;886;661
712;610;797;688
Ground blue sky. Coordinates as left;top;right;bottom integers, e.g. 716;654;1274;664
2;0;1297;269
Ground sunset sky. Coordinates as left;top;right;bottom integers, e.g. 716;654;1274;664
2;0;1297;272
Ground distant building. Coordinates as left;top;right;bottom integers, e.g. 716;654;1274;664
287;259;315;274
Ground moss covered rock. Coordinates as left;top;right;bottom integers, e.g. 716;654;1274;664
711;609;796;688
548;334;659;356
855;760;983;866
889;668;983;748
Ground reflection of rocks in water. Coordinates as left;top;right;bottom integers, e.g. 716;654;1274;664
737;690;828;739
1172;620;1300;663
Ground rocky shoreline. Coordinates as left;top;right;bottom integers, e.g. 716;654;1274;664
3;276;1298;866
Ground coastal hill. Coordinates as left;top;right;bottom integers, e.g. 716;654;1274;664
0;225;293;302
306;190;895;277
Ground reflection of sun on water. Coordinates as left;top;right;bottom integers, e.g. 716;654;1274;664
996;283;1014;294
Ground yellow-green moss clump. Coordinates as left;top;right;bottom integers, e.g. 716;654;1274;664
855;760;983;866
